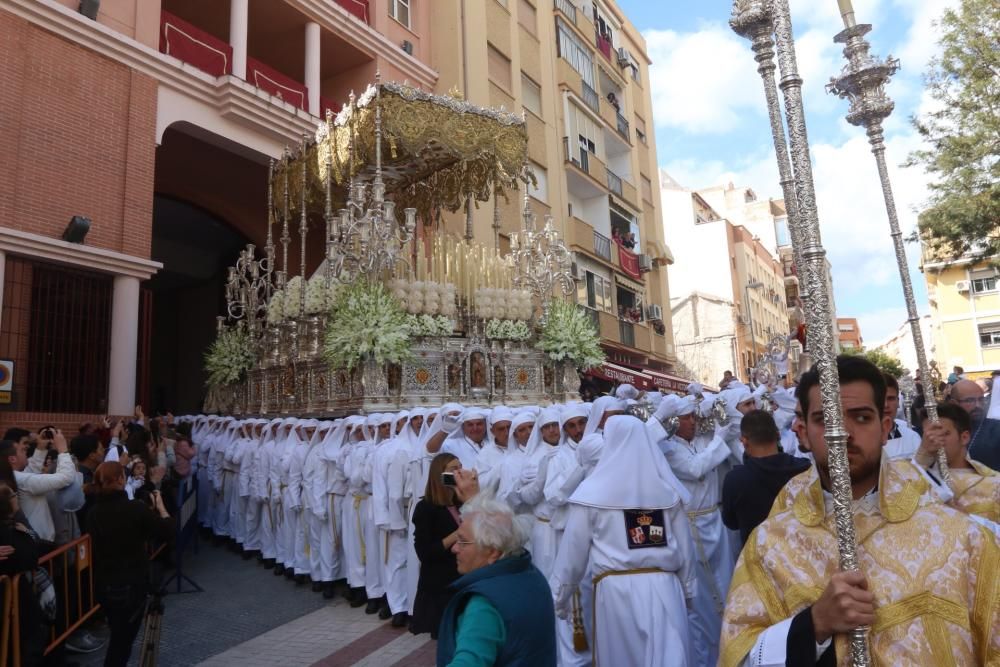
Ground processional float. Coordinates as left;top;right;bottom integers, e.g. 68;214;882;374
208;79;583;417
731;1;952;663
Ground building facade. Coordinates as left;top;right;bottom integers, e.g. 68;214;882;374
923;249;1000;377
0;0;680;430
670;292;738;388
427;0;678;386
872;315;934;377
836;317;863;351
661;172;785;382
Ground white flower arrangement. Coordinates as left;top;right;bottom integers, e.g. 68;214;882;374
305;274;338;315
283;276;305;319
267;289;285;324
485;319;532;342
476;288;534;321
204;325;257;388
406;314;454;337
323;280;412;371
536;299;605;370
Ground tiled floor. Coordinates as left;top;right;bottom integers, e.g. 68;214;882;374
69;536;433;666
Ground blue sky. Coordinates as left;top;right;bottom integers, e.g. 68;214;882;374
616;0;955;345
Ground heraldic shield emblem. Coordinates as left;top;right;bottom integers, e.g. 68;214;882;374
623;509;667;549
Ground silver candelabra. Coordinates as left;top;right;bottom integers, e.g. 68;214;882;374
225;243;274;344
731;0;869;663
826;0;951;488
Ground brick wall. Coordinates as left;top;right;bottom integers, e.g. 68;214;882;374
0;10;157;259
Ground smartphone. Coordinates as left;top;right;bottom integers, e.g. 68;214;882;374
441;472;457;487
40;426;56;440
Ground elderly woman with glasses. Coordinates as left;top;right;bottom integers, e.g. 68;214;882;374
436;495;556;667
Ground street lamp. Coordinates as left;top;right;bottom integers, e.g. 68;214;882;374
744;281;764;375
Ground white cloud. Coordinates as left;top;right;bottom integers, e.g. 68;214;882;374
856;305;909;346
892;0;958;74
643;25;763;134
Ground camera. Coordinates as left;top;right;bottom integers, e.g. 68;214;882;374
40;426;55;441
441;472;457;487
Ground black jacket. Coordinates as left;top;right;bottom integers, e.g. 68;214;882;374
722;452;811;546
86;491;174;588
968;417;1000;472
410;499;461;636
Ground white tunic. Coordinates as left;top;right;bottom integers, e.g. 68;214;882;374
551;503;697;667
884;418;921;460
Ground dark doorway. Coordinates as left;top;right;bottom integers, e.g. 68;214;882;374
144;195;247;415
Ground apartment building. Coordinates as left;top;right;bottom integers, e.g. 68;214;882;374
662;172;787;382
836;317;863;351
923;247;1000;378
428;0;681;391
0;0;437;428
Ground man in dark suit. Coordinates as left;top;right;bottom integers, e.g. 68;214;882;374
950;379;1000;471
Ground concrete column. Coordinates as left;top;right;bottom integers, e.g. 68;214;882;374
230;0;249;79
108;276;140;416
305;21;321;116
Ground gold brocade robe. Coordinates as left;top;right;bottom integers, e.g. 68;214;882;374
951;459;1000;524
719;458;1000;667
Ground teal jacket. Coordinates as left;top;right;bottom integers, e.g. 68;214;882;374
437;550;556;667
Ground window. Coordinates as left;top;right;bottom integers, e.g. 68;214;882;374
634;115;647;144
980;323;1000;348
389;0;410;28
641;175;653;203
556;19;595;87
838;323;855;332
578;271;613;313
521;73;541;116
518;0;537;36
488;44;512;91
0;258;113;413
528;162;548;203
971;269;998;294
569;102;601;157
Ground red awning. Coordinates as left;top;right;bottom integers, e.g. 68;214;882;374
586;362;654;390
644;368;695;393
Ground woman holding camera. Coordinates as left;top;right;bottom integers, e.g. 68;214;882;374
87;462;174;667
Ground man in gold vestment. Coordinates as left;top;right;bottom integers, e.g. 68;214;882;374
719;356;1000;666
915;401;1000;526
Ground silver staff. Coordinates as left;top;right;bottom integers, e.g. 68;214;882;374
731;1;870;663
826;0;951;487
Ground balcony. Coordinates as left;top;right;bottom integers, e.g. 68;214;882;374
619;320;635;347
579;305;600;331
563;137;608;199
581;81;601;114
555;0;577;24
607;169;623;197
616;112;630;141
596;33;613;61
593;231;612;261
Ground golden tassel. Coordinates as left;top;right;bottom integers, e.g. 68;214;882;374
572;590;589;652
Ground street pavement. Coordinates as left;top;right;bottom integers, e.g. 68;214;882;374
68;535;434;667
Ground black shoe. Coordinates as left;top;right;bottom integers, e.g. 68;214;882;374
322;583;336;599
349;588;367;608
391;612;408;628
378;604;392;620
284;569;296;581
241;550;254;560
295;574;308;586
311;581;324;593
274;564;285;576
364;599;381;615
262;558;275;570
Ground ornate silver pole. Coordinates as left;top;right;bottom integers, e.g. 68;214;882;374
464;197;474;242
299;134;308;315
281;147;291;277
826;0;950;487
734;0;870;663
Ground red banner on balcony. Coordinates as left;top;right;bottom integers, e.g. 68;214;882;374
335;0;370;23
160;11;232;77
618;245;642;280
247;57;308;111
596;33;613;60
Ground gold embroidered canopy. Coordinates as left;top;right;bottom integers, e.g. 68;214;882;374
273;81;529;223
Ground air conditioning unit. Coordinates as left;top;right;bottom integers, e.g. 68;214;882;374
616;47;632;68
956;280;971;292
638;254;653;273
646;304;663;322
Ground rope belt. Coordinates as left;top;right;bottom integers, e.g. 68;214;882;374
686;510;725;615
536;517;551;523
686;505;719;518
330;494;341;550
591;568;668;665
353;494;368;565
384;529;390;565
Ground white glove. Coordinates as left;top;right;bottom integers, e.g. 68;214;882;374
440;413;461;434
520;462;539;484
553;589;571;621
714;422;731;442
653;400;673;424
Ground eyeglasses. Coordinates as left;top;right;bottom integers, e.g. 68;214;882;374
953;397;985;406
454;540;476;549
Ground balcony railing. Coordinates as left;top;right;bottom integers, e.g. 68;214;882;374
563;136;590;172
606;169;623;196
555;0;577;23
619;320;635;347
593;231;612;261
160;11;233;77
581;81;601;114
579;305;600;331
615;112;630;141
596;33;613;60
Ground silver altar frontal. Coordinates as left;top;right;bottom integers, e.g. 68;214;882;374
205;79;581;417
